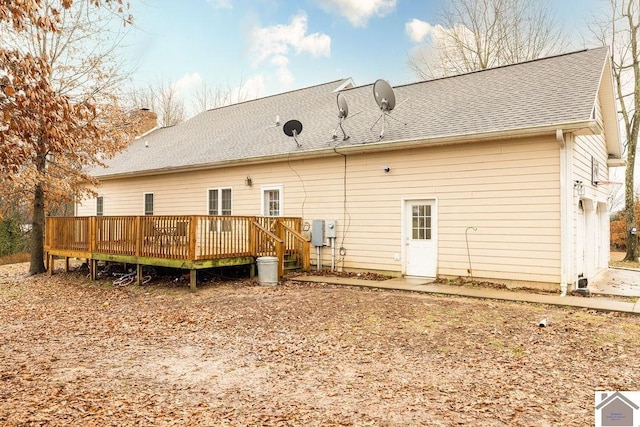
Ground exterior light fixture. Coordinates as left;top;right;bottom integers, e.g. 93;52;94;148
574;180;585;196
245;176;252;187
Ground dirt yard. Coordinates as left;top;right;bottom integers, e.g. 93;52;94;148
1;263;639;426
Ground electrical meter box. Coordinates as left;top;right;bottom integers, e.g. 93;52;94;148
325;220;337;238
311;220;325;246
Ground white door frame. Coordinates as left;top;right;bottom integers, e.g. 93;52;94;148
402;197;438;277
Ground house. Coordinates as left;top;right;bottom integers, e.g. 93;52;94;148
76;47;623;293
596;392;639;426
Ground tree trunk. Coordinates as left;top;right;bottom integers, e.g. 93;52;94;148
29;152;47;275
624;138;638;261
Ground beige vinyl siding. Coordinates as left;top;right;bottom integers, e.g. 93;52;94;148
78;135;561;284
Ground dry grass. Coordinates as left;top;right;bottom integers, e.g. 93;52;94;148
1;263;639;426
609;251;640;270
0;252;29;266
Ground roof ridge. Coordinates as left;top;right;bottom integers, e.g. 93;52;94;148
389;47;607;89
202;78;350;113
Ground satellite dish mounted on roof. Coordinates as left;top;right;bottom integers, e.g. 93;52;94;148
333;93;350;141
331;93;363;143
283;119;303;148
371;79;407;140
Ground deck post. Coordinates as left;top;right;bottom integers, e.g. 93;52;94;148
90;259;97;281
188;216;197;261
136;264;142;286
65;257;70;272
135;216;142;257
48;254;54;276
190;269;197;290
89;217;96;253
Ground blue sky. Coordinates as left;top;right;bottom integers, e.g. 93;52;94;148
123;0;608;116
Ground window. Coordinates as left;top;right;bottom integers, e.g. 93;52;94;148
208;188;232;232
412;204;432;240
96;196;104;216
261;185;283;217
208;188;232;215
144;193;154;216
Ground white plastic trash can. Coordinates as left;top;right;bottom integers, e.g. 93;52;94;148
256;256;279;286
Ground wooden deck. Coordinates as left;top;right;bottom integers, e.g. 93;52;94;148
45;215;310;289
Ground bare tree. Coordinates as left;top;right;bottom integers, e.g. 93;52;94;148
191;76;255;114
408;0;567;79
0;0;135;274
131;80;185;127
590;0;640;261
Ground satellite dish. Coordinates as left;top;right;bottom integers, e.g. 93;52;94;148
337;93;349;119
283;119;303;147
370;79;406;140
283;119;302;137
373;79;396;112
332;93;351;141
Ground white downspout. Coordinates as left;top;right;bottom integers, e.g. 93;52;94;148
558;130;573;296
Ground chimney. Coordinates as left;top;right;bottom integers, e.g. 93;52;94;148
128;108;158;137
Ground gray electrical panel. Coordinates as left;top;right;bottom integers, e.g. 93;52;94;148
311;220;325;246
325;220;337;238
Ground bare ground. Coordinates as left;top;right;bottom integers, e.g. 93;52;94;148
1;263;639;426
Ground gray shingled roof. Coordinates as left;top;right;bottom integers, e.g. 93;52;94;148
94;47;609;178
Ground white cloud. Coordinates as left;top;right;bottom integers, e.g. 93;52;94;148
276;66;294;87
249;12;330;66
232;74;266;101
316;0;397;28
269;56;294;86
171;72;203;96
270;54;289;68
405;18;435;43
248;12;330;89
207;0;232;9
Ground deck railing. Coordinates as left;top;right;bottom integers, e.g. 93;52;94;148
45;215;309;275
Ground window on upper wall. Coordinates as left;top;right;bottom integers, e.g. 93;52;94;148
96;196;104;216
144;193;154;216
261;185;283;217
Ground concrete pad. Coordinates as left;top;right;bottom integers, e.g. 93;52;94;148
291;274;639;314
589;268;640;297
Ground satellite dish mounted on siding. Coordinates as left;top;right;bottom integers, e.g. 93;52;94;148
371;79;406;140
283;119;303;147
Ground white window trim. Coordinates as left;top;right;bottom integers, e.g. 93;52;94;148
206;187;233;215
143;192;154;216
96;196;104;216
261;184;284;217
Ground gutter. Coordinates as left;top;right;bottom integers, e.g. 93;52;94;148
95;120;601;181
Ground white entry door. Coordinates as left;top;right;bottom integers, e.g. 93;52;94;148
405;199;437;277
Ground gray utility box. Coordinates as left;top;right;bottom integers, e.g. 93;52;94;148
311;219;325;246
325;220;337;238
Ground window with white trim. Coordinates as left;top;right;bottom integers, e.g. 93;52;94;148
208;188;232;232
96;196;104;216
144;193;154;216
261;185;283;217
208;188;232;215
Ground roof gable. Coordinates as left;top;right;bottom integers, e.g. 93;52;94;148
95;48;615;178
